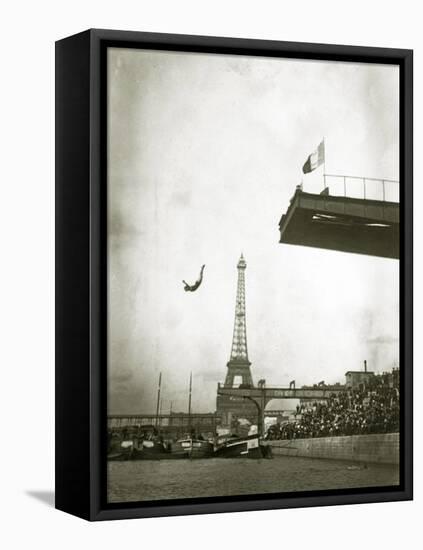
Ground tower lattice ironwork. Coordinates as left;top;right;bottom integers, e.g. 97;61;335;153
224;254;254;388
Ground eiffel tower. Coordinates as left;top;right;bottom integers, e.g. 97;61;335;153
216;254;258;425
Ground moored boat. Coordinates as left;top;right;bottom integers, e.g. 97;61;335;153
131;438;170;460
169;437;214;459
214;434;273;458
214;433;263;458
108;435;171;461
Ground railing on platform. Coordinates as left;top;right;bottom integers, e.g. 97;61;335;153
321;174;399;203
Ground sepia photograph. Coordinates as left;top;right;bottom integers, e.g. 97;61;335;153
106;46;400;504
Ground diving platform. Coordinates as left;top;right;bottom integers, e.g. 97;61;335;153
279;187;399;259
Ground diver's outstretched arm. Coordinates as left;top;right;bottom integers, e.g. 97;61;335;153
197;265;205;283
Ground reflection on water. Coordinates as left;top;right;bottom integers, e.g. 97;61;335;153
108;456;399;503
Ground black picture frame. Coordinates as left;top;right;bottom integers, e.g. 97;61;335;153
55;28;413;521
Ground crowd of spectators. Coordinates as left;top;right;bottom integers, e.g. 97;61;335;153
265;368;399;440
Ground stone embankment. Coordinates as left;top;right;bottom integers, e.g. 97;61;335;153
267;433;399;465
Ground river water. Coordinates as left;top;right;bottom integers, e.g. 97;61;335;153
108;456;399;503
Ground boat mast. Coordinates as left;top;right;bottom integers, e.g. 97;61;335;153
188;372;192;431
155;371;162;429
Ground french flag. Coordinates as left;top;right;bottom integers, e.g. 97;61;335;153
302;140;325;174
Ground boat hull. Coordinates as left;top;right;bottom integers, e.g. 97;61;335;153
131;442;170;460
214;435;271;458
108;439;170;461
169;438;214;459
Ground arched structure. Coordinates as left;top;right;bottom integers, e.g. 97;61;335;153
217;383;347;435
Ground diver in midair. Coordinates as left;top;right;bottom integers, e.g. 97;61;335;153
183;265;205;292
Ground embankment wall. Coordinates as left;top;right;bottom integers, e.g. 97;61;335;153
268;433;399;465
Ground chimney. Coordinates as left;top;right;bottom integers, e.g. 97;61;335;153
364;360;367;373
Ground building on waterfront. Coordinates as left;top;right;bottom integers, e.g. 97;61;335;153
216;254;259;426
345;360;375;390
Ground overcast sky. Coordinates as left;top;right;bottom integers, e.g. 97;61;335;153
107;47;399;415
